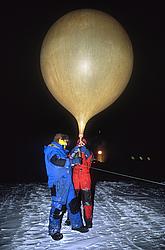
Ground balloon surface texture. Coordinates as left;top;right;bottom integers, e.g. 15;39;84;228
40;9;133;137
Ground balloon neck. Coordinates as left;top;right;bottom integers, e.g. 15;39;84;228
79;133;83;141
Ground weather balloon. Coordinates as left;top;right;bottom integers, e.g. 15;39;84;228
40;9;133;138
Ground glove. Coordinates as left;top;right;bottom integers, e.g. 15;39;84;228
79;146;86;153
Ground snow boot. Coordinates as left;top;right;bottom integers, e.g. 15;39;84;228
72;226;89;233
64;218;71;226
51;232;63;241
86;220;92;228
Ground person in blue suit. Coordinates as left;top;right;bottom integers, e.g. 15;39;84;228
44;133;88;241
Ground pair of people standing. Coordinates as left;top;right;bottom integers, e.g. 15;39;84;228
44;133;93;241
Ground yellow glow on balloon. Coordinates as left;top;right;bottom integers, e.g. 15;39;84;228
40;9;133;137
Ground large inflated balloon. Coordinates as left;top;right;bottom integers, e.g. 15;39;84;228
40;9;133;138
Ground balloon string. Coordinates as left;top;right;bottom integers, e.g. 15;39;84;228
91;166;165;187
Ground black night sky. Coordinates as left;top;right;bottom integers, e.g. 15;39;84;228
1;1;163;183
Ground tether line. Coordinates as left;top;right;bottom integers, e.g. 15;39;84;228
91;166;165;187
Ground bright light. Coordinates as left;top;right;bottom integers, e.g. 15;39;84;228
147;156;151;160
139;156;143;160
131;156;135;160
79;59;91;75
98;150;102;155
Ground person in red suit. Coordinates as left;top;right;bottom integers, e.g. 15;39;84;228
66;138;93;228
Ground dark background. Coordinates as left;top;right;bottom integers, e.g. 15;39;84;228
1;0;163;183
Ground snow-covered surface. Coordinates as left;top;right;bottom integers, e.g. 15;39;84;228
0;181;165;249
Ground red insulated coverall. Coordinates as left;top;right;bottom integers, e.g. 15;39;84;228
72;147;93;227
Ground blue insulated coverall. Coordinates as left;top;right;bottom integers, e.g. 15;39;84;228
44;141;83;235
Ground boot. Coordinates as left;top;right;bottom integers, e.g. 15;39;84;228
86;220;92;228
51;232;63;240
72;226;89;233
64;218;71;226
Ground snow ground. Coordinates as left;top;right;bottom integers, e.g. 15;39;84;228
0;181;165;250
